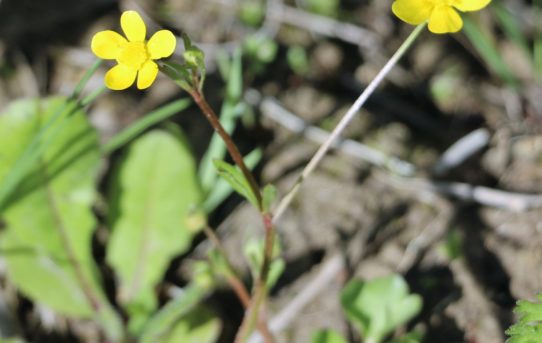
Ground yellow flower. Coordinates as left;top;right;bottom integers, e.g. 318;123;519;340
392;0;491;34
91;11;176;90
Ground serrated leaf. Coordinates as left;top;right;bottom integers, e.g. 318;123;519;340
506;295;542;343
312;329;349;343
341;275;422;343
0;97;122;339
212;159;259;208
107;128;203;334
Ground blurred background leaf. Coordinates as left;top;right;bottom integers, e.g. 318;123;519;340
311;329;349;343
506;294;542;343
0;97;122;337
462;16;518;87
155;306;220;343
341;275;422;343
140;284;218;343
106;127;203;335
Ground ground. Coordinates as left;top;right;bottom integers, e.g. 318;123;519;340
0;0;541;342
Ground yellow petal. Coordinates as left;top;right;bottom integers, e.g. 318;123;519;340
392;0;433;25
453;0;491;12
428;5;463;34
91;30;127;59
121;10;146;42
147;30;177;60
137;60;158;89
105;64;137;90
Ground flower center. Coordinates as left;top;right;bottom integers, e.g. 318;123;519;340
117;42;148;70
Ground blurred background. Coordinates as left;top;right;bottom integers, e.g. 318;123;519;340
0;0;541;342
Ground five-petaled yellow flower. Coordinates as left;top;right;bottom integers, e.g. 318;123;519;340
392;0;491;34
91;11;176;90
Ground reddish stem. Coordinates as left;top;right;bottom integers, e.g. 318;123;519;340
189;89;263;209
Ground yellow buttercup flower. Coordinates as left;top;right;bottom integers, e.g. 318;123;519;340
91;11;176;90
392;0;491;34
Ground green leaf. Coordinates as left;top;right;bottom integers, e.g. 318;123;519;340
103;98;192;154
0;98;78;212
207;249;233;278
239;1;265;27
340;275;422;343
243;237;284;289
491;3;530;55
159;306;220;343
0;339;27;343
262;184;277;213
212;160;259;208
160;61;192;91
226;47;243;101
140;285;210;343
181;33;206;89
536;0;542;81
0;97;122;339
203;149;262;213
438;229;463;261
243;35;278;64
462;17;518;88
506;294;542;343
305;0;339;17
107;128;203;334
287;45;310;75
311;330;349;343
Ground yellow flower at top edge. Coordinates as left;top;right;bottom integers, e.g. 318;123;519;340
392;0;492;34
91;11;176;90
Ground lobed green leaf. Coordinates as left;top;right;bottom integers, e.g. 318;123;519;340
340;275;422;343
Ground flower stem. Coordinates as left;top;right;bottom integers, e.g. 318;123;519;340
272;23;426;223
71;59;103;101
189;89;263;209
188;89;276;343
80;85;107;107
